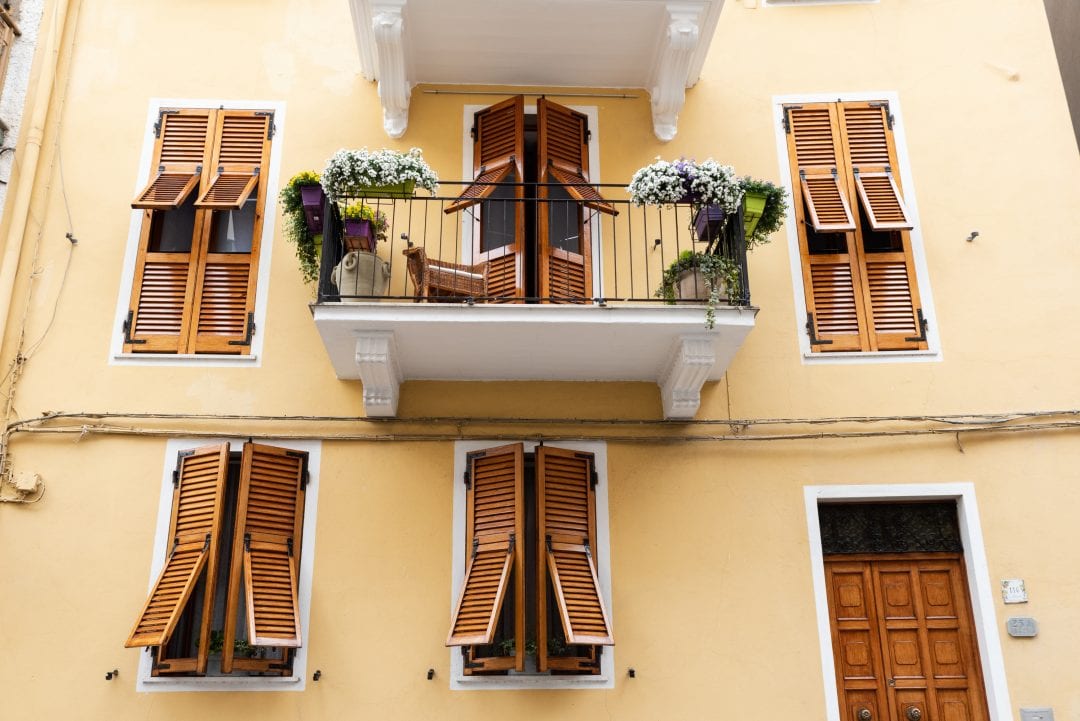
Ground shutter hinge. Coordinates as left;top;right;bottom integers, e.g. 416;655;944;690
806;313;833;346
463;467;472;490
287;537;294;557
255;111;276;139
583;540;593;560
469;125;476;140
244;533;251;552
470;536;479;560
285;450;310;487
545;534;553;553
586;129;592;143
171;469;180;487
174;449;194;486
202;533;211;552
123;310;147;345
904;308;928;343
783;105;802;134
168;536;179;558
153;109;179;138
869;101;894;129
228;312;255;346
507;532;515;554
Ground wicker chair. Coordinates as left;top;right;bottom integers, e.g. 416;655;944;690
402;246;489;301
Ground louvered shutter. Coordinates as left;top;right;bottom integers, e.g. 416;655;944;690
188;111;271;353
221;443;306;672
537;447;612;673
447;443;525;670
537;98;602;302
124;110;214;353
786;104;869;352
126;444;229;656
463;96;525;300
839;102;926;351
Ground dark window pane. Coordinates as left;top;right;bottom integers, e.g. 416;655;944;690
148;195;196;253
481;183;516;253
547;185;580;254
209;199;256;254
818;501;962;554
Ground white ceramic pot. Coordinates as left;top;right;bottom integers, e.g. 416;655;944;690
675;268;727;301
331;250;390;297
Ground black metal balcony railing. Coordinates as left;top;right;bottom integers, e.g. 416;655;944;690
316;180;750;307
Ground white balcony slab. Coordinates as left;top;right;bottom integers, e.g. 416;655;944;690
312;302;756;417
349;0;726;140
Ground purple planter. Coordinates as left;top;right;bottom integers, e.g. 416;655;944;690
343;218;375;252
299;184;325;234
694;205;725;243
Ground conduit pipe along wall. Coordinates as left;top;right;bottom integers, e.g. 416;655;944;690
0;0;76;356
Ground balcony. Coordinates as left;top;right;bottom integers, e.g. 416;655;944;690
310;181;757;419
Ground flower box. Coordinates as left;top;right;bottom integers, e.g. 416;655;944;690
355;180;416;199
299;184;325;234
694;205;726;243
743;191;767;242
343;219;375;252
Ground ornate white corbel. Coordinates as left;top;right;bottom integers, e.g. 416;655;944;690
371;2;411;138
658;335;716;419
355;332;403;417
649;3;705;142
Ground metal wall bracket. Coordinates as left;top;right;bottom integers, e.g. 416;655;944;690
904;308;929;343
228;312;255;346
123;310;147;345
807;313;833;346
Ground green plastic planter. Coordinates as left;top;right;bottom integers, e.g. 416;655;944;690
743;191;767;241
356;180;416;198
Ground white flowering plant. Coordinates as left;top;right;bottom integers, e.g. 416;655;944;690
627;157;743;213
321;147;439;200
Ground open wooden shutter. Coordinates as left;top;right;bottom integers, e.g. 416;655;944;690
188;111;271;353
538;98;597;302
126;444;229;657
447;443;525;671
537;447;612;673
839;102;925;351
786;104;869;352
465;96;525;300
124;110;214;353
221;443;306;673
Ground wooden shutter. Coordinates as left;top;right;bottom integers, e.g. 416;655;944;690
124;110;214;353
787;104;868;351
467;96;525;300
537;447;612;673
537;98;597;302
839;102;925;351
126;444;229;658
447;443;525;671
187;111;271;353
444;161;513;214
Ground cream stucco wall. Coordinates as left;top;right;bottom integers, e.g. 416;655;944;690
0;0;1078;719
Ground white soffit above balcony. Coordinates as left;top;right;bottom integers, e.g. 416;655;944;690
349;0;726;141
312;303;756;419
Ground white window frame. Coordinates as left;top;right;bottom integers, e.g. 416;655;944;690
135;437;320;692
110;98;286;367
773;91;942;364
803;483;1012;721
450;440;614;689
459;103;604;297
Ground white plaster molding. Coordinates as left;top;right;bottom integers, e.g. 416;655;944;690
649;3;705;142
372;1;411;138
355;332;403;416
658;334;715;418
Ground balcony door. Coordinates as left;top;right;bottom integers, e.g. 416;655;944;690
454;96;613;302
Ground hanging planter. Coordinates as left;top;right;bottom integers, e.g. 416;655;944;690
299;184;326;234
278;170;323;286
742;190;768;242
693;205;726;243
738;177;790;250
355;180;416;199
321;148;438;201
342;219;374;251
340;202;388;253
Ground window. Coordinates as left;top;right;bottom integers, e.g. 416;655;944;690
447;96;615;301
784;100;929;353
126;441;312;686
448;442;614;685
123;108;273;354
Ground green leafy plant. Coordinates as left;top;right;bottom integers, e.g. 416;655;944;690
279;170;322;285
204;630;260;658
739;176;789;250
656;250;741;329
341;202;389;242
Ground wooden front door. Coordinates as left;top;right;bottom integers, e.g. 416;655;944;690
825;554;989;721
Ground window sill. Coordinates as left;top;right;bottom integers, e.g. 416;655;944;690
801;348;941;365
111;352;259;367
136;674;302;693
451;672;613;691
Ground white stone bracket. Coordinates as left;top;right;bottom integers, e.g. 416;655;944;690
372;1;411;138
649;2;706;142
658;334;716;419
355;331;403;417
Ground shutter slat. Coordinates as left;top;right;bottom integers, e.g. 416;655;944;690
444;163;512;214
446;536;515;646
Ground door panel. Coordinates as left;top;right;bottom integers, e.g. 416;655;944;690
825;555;988;721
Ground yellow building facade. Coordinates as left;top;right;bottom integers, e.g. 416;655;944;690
0;1;1078;720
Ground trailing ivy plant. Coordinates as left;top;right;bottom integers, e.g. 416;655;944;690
279;170;322;285
656;250;741;330
739;176;789;250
